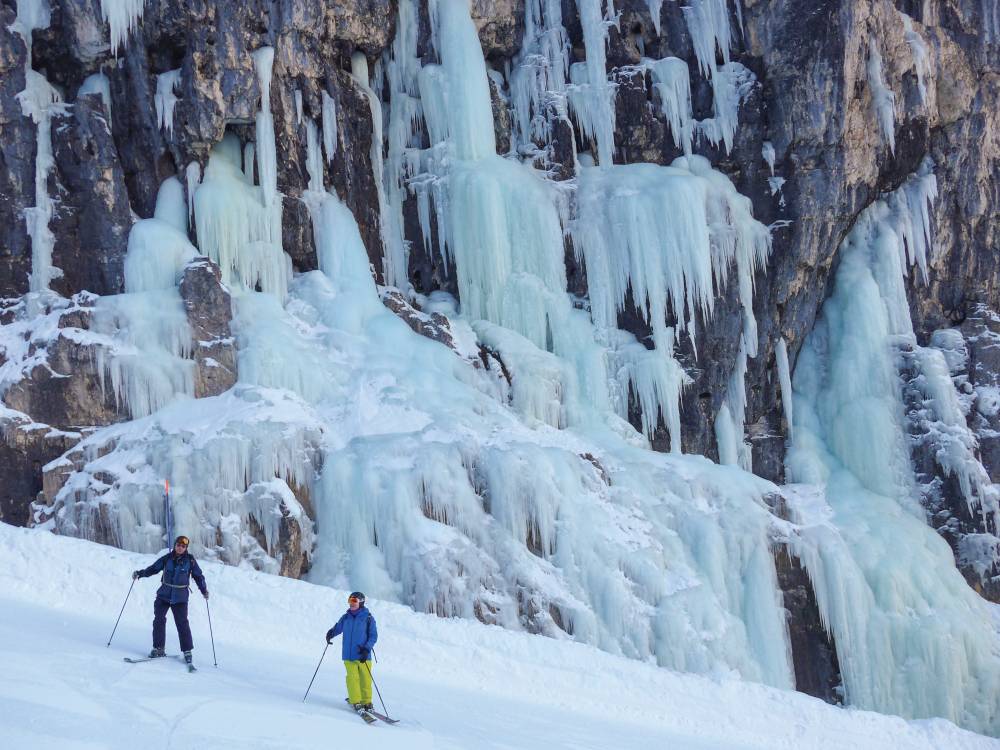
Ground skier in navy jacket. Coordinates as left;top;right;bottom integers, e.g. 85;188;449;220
326;591;378;712
133;535;208;665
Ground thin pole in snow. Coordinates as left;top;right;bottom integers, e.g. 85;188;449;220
205;597;218;667
303;643;329;702
365;659;393;720
106;577;136;647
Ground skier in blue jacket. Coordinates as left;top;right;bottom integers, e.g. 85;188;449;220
132;535;208;666
326;591;378;713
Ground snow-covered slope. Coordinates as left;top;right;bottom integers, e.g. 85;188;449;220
2;523;995;750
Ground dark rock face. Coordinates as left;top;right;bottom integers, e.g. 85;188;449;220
0;8;34;298
774;545;844;704
50;95;132;297
179;258;237;398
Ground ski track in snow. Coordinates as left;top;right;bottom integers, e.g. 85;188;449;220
2;524;997;750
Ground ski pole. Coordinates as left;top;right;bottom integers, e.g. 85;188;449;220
106;577;136;647
303;643;329;702
205;597;218;667
364;659;393;720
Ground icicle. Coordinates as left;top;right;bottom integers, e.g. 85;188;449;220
294;89;303;125
78;73;112;125
761;141;775;176
645;57;693;155
566;0;617;167
646;0;663;35
13;1;63;297
305;119;324;193
867;38;896;155
99;0;146;56
154;69;181;136
185;161;201;226
321;90;338;164
194;134;290;300
715;337;750;470
252;47;279;212
352;51;407;288
508;0;570;158
901;14;930;105
775;336;793;438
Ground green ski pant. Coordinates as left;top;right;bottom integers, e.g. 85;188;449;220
344;659;372;705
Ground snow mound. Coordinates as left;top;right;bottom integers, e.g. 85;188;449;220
2;523;997;750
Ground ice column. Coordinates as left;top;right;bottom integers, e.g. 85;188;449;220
786;164;1000;733
252;47;279;219
13;0;63;297
352;52;407;289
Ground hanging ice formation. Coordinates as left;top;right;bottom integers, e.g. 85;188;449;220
786;161;1000;733
193;48;290;300
154;69;182;135
12;0;63;298
508;0;570;160
867;37;896;155
100;0;146;55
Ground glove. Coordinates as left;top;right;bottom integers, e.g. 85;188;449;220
132;570;141;580
325;628;334;644
202;590;209;600
358;647;370;662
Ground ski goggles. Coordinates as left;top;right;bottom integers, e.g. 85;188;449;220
174;537;190;547
348;596;361;604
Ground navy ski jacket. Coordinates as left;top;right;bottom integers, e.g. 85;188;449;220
137;551;207;605
327;606;377;661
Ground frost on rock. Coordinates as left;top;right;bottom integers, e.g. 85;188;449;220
786;163;1000;734
78;73;112;124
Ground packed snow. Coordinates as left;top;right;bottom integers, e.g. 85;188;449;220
3;523;998;750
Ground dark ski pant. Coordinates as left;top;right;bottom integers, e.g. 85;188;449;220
153;597;193;652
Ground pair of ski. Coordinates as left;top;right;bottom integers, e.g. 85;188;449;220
347;699;399;725
123;655;196;673
354;707;398;725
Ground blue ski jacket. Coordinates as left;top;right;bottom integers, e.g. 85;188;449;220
327;606;377;661
138;551;207;605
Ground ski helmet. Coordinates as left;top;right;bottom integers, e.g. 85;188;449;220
174;535;190;547
348;591;366;606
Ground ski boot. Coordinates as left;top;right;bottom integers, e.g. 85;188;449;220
148;647;166;658
363;703;374;712
183;651;193;665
